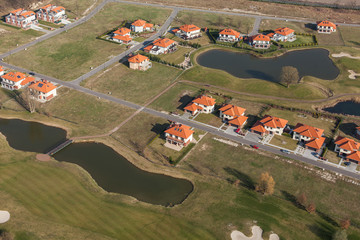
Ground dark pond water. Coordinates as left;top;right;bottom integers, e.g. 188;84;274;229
0;118;67;153
197;48;339;82
323;101;360;116
54;142;193;205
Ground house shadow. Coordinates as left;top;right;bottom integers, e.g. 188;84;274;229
305;23;317;31
245;70;277;83
177;94;194;110
243;114;260;130
339;122;359;136
223;167;255;190
150;123;169;136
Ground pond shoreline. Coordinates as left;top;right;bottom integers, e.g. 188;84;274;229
317;97;360;117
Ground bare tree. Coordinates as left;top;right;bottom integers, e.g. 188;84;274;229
280;66;300;88
255;172;275;195
340;219;351;230
19;88;39;113
306;202;316;214
296;193;307;208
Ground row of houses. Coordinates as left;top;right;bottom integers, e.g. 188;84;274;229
109;19;155;44
5;4;66;29
0;67;57;102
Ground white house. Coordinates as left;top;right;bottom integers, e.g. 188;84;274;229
128;54;152;71
251;34;271;49
184;95;216;115
251;115;288;136
37;4;66;23
5;8;37;29
111;27;132;44
217;28;241;42
164;123;194;147
334;136;360;156
130;19;153;33
292;123;325;153
219;104;248;128
175;24;201;40
272;27;296;42
28;80;57;102
0;66;4;76
143;38;177;55
317;20;336;33
1;72;34;90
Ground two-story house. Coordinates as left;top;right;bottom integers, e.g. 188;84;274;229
130;19;153;33
164;123;194;147
251;34;271;49
184;95;216;115
219;104;248;129
292;123;325;152
143;38;177;55
111;27;132;44
272;27;296;42
334;136;360;156
317;20;336;34
37;4;66;23
28;80;57;102
175;24;201;40
5;8;37;29
1;72;34;90
128;54;152;71
251;115;288;136
217;29;241;42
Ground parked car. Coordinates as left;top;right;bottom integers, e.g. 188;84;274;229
281;149;290;154
344;161;351;166
235;128;241;133
251;145;259;149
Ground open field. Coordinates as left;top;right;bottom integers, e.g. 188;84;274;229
270;134;299;150
195;112;224;127
339;26;360;47
0;24;44;54
5;3;172;81
316;30;345;46
260;19;312;33
82;62;181;104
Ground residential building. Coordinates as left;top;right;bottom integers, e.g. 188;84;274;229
130;19;153;32
36;4;66;23
346;151;360;164
356;126;360;138
317;20;336;33
272;27;296;42
250;115;288;136
28;80;57;102
251;34;271;49
128;54;152;71
292;123;325;152
334;136;360;156
0;66;4;76
219;104;248;128
217;28;241;42
111;27;132;44
1;72;34;90
143;38;177;55
164;123;194;147
175;24;201;40
5;8;37;29
184;95;216;115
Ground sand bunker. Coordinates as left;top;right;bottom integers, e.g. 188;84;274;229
231;226;279;240
0;211;10;224
348;70;360;79
332;52;360;60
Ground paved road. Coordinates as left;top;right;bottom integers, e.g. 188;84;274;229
250;17;262;36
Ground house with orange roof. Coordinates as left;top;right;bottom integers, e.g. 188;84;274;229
164;123;194;147
219;104;248;128
36;4;66;23
251;34;271;49
28;80;57;102
0;72;34;90
130;19;154;33
128;54;152;71
250;115;288;136
217;29;241;42
356;126;360;139
272;27;296;42
175;24;202;40
144;38;177;55
184;95;216;115
5;8;37;29
346;151;360;164
292;123;325;152
0;66;4;76
334;136;360;156
317;20;336;33
111;27;132;44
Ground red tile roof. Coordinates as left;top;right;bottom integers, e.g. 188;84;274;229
20;76;35;86
29;81;56;94
266;32;275;38
229;116;248;127
251;121;267;133
40;4;52;10
145;23;153;28
219;104;245;117
179;24;201;33
293;123;324;139
252;34;270;42
356;126;360;131
113;28;131;36
184;103;203;112
153;38;176;48
128;54;149;63
10;8;24;14
20;11;35;18
165;124;194;139
112;35;132;42
347;151;360;162
1;72;26;82
0;66;4;72
132;19;147;27
219;28;240;38
192;95;216;107
260;115;288;129
143;44;153;51
274;27;295;36
306;137;325;150
334;136;360;152
317;20;336;29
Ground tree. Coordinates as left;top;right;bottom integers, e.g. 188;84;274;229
306;202;316;214
340;219;351;230
280;66;299;88
296;193;307;208
332;229;348;240
19;88;39;113
255;172;275;195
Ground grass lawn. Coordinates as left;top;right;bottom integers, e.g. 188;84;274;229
5;3;172;81
0;24;44;54
265;108;336;138
270;134;298;150
279;35;315;47
195;112;223;128
316;31;345;46
38;20;64;29
82;62;181;104
168;33;213;46
325;150;341;165
260;19;313;33
158;46;193;65
53;0;102;18
339;26;360;47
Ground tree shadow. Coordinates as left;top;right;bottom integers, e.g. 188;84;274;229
307;221;335;240
224;167;255;190
177;94;193;110
245;69;277;83
316;210;339;227
348;41;360;46
150;123;169;135
339;122;358;136
305;23;317;31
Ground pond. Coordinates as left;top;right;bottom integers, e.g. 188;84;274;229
0;118;193;206
323;101;360;116
197;48;339;82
